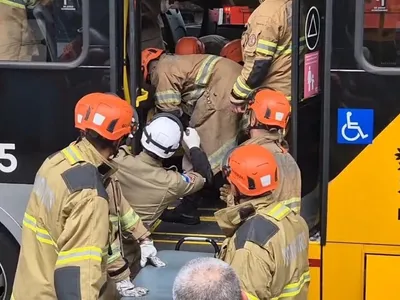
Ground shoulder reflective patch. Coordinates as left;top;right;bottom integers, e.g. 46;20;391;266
181;174;192;183
54;266;81;300
234;215;279;249
61;164;108;200
33;174;55;211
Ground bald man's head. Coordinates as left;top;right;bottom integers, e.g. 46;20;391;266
172;257;242;300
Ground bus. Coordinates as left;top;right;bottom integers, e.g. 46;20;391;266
0;0;399;299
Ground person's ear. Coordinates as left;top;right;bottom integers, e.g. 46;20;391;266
241;290;248;300
249;111;257;127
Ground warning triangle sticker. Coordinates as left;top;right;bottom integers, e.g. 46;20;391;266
307;14;318;38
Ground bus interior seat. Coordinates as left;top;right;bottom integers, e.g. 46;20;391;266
161;8;187;52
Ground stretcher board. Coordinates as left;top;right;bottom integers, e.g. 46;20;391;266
122;250;213;300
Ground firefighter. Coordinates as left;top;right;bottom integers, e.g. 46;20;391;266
217;144;310;300
141;0;169;50
141;48;241;223
0;0;46;61
74;93;166;298
230;0;294;107
220;88;301;213
175;36;206;55
220;39;243;65
114;113;212;226
11;93;135;299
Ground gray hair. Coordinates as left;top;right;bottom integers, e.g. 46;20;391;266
172;257;242;300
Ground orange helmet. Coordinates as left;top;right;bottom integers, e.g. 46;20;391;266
175;37;205;55
75;94;92;131
142;48;165;82
220;39;242;64
75;93;134;141
249;88;291;129
222;144;278;197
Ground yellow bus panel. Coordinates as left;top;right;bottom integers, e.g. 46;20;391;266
365;254;400;300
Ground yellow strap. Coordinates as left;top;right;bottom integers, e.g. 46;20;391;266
61;145;84;165
267;202;292;221
136;88;149;107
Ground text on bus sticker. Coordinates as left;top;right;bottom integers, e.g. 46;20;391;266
0;143;17;173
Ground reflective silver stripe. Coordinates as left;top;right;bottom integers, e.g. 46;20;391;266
56;247;102;265
232;76;253;99
195;55;221;86
208;137;238;172
256;39;277;56
271;271;310;299
155;90;181;105
107;242;122;264
0;0;25;8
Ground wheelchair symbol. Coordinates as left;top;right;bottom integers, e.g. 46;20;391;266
341;111;369;142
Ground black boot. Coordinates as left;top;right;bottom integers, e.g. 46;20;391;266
160;194;200;225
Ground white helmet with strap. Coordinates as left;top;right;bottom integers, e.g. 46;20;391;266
141;113;184;159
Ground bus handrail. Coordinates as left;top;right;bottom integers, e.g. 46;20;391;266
0;0;90;70
354;0;400;75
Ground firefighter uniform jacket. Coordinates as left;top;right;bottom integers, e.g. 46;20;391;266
241;133;301;213
232;0;302;101
0;0;44;61
151;54;241;174
114;146;205;226
12;139;113;300
105;174;150;282
141;0;165;50
216;197;310;300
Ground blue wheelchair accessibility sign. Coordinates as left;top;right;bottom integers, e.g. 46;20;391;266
337;108;374;144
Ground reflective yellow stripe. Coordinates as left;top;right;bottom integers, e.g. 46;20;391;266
56;246;102;265
23;213;57;247
299;36;306;55
11;294;15;300
0;0;25;8
267;202;292;220
245;292;259;300
109;215;119;228
256;39;277;56
208;137;237;171
107;241;122;264
155;90;181;105
195;55;221;86
275;43;292;58
271;270;311;299
120;208;140;231
281;197;301;213
232;76;253;99
61;145;84;165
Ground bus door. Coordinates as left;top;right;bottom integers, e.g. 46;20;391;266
291;0;326;297
319;0;400;298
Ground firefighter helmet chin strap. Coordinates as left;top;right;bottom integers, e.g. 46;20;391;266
143;128;178;155
144;112;184;155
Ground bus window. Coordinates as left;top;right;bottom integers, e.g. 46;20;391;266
0;0;110;66
363;0;400;67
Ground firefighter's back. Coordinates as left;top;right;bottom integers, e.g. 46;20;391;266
12;147;109;299
267;203;310;300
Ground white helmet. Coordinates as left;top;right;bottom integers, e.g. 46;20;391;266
141;113;183;159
